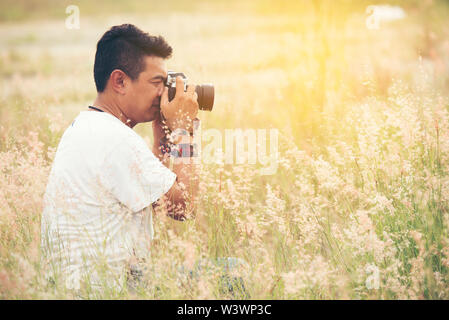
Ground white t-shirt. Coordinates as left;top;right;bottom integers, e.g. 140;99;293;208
41;110;176;289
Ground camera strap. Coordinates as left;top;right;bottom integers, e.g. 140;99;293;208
88;106;104;112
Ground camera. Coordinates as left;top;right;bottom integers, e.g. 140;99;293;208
165;71;214;111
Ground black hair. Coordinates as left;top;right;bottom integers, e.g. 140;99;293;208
94;24;172;92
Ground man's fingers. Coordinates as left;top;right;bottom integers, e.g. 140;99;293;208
175;76;185;97
186;84;196;94
187;84;198;104
162;77;199;130
192;106;199;118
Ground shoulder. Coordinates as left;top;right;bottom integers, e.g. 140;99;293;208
77;111;146;148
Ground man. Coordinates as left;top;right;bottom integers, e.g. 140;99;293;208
41;24;199;290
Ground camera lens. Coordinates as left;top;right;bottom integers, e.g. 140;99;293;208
195;84;214;111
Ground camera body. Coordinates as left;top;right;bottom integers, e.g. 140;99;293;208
165;71;214;111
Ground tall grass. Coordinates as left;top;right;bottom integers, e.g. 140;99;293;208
1;0;449;299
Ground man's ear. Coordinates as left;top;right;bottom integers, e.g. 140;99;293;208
109;69;128;95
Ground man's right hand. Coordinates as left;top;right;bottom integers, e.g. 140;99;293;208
160;76;199;133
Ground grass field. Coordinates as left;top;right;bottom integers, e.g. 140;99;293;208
1;0;449;299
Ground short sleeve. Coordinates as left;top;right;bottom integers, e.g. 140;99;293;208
100;134;176;213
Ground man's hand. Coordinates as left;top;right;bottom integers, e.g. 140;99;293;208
152;76;200;221
160;76;199;133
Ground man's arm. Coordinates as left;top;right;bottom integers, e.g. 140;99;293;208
152;135;199;220
151;81;199;220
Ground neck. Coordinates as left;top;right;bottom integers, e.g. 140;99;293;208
92;94;137;128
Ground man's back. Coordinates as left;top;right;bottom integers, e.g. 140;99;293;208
41;110;176;289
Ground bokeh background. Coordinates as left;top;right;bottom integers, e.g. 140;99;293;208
1;0;449;299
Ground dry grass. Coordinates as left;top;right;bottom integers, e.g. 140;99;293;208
1;0;449;299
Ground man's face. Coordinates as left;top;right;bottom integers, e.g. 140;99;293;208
123;55;167;124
